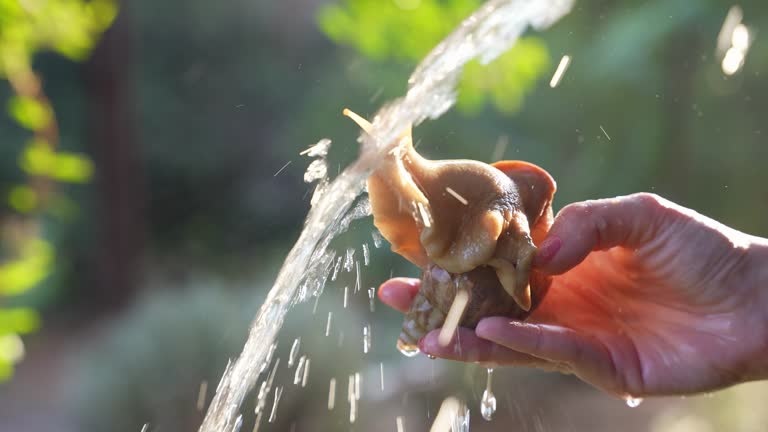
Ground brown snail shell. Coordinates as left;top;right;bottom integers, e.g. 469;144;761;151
343;109;556;355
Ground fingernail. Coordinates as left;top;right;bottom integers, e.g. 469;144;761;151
534;236;561;266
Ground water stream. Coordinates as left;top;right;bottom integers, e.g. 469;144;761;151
199;1;575;430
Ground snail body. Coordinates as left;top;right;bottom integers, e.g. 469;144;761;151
343;109;556;354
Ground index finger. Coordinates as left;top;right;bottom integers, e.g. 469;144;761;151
534;193;668;275
378;278;421;313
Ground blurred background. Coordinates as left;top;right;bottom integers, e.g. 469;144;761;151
0;0;767;431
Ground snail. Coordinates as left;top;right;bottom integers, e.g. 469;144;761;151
343;109;556;356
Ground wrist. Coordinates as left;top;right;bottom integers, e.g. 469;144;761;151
745;237;768;381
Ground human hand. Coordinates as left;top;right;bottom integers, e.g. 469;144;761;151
379;193;768;398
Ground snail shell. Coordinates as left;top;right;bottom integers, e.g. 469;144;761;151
343;109;556;354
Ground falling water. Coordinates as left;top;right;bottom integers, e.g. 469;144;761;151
287;338;300;368
198;1;574;430
480;368;497;421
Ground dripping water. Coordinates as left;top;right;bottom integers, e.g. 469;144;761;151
480;368;497;421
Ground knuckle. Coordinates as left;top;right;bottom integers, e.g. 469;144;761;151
631;192;664;210
628;192;676;232
557;201;594;221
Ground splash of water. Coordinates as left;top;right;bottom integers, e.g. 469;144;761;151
198;1;574;430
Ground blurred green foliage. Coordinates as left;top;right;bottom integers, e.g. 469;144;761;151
0;0;115;380
0;0;116;68
19;139;93;183
318;0;551;114
319;0;480;61
7;95;51;129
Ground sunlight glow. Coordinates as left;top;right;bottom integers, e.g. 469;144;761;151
722;47;745;76
717;7;750;76
731;23;750;51
716;6;743;56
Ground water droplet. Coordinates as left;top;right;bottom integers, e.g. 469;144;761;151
348;375;358;423
355;261;361;292
625;396;643;408
372;230;383;248
344;248;355;272
343;286;349;308
481;390;497;421
287;338;301;368
354;372;362;401
379;362;385;392
396;340;421;357
293;356;306;385
331;256;342;281
300;138;331;157
325;312;333;337
368;287;376;312
268;386;283;423
362;243;370;265
196;381;208;412
480;368;497;421
426;354;436;359
328;378;336;410
301;358;310;387
363;323;372;354
396;416;405;432
255;381;268;414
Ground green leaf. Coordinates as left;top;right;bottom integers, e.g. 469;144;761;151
0;359;11;381
0;308;41;335
318;0;481;61
7;96;51;130
8;185;37;213
52;152;94;183
19;139;55;175
0;239;53;296
19;140;93;183
87;0;119;29
457;37;550;115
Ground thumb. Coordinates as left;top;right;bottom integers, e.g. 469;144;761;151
533;193;669;275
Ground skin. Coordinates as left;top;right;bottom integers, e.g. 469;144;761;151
378;193;768;399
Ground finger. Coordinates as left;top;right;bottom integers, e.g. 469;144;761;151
476;317;620;390
378;278;421;313
534;193;669;275
419;327;562;370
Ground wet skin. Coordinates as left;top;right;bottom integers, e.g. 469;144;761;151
379;193;768;398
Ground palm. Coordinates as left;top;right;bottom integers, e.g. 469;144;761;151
529;244;753;395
